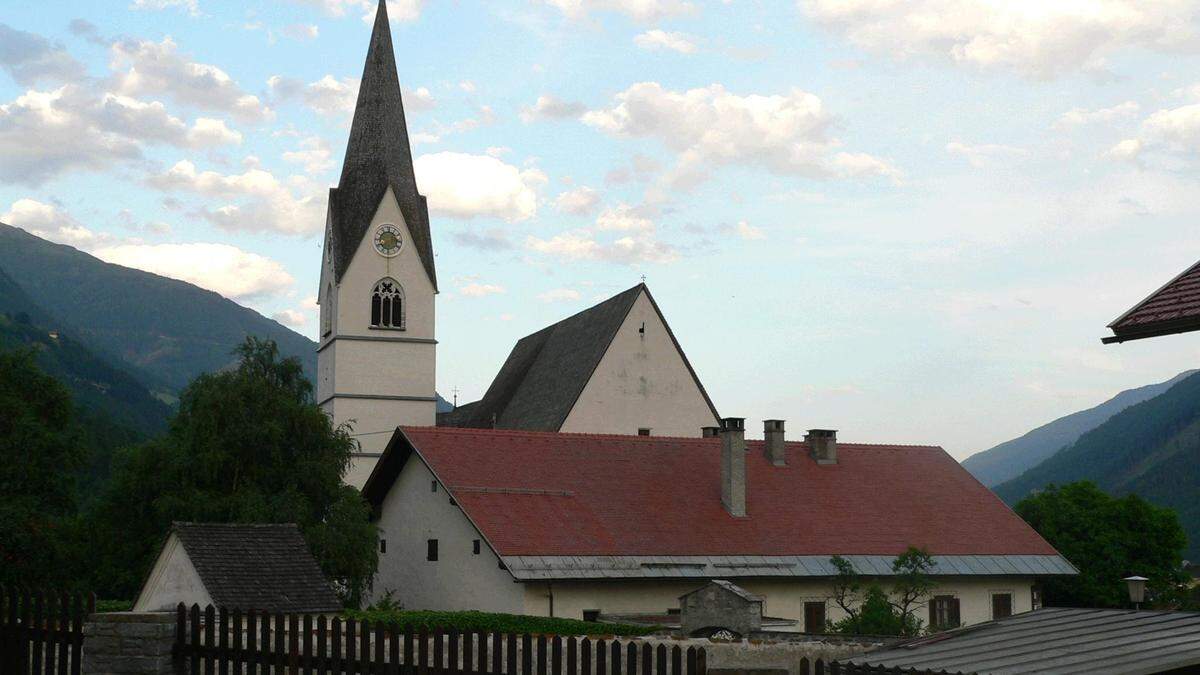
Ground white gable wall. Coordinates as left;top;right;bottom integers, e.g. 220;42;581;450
132;533;214;612
372;454;523;612
562;290;717;437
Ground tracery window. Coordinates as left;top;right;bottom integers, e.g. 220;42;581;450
370;278;405;329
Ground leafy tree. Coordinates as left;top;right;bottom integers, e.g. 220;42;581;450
828;547;933;636
1015;481;1187;608
89;337;377;605
0;350;85;586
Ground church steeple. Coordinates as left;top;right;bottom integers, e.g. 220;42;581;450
328;0;436;290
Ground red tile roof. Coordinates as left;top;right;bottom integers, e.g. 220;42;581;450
1106;260;1200;343
366;427;1059;558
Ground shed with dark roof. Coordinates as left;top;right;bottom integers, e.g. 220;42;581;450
133;523;342;613
839;607;1200;674
1104;259;1200;344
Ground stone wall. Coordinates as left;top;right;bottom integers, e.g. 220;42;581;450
83;612;175;675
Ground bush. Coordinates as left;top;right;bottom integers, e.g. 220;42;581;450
344;609;657;637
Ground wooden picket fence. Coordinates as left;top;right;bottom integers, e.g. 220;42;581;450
0;586;95;675
174;604;707;675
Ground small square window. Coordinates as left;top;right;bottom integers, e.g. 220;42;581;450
427;539;439;561
638;428;651;436
582;610;601;623
379;539;387;554
473;539;481;555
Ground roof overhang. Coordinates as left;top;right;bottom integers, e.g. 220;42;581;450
1103;315;1200;344
499;554;1078;581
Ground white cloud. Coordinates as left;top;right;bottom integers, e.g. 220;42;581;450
130;0;199;15
538;288;582;302
111;37;273;122
802;0;1200;79
634;29;698;54
273;308;309;327
554;186;601;215
282;136;334;174
94;242;294;300
414;152;544;221
297;0;423;23
282;24;320;41
0;23;86;86
595;203;654;231
459;282;506;297
525;229;678;265
0;87;240;185
540;0;695;21
406;86;436;111
1;199;109;249
1142;103;1200;151
1057;101;1140;128
147;160;325;235
520;94;586;123
268;75;357;117
584;82;897;188
1107;138;1142;161
945;141;1029;168
736;220;765;240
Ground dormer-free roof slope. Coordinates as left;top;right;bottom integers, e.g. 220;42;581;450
364;427;1075;580
438;284;719;430
1104;259;1200;343
329;0;436;290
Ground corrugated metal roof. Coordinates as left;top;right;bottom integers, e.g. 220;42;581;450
500;555;1076;581
841;607;1200;675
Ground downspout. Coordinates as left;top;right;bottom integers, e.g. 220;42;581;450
547;582;555;617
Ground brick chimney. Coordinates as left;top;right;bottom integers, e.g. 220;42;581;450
702;426;720;438
720;417;746;517
807;429;838;465
764;419;786;466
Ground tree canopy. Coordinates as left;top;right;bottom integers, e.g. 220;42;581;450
0;350;85;586
1015;481;1186;608
89;337;377;605
828;546;934;636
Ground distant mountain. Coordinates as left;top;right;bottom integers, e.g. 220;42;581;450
995;370;1200;559
963;370;1197;486
0;223;317;394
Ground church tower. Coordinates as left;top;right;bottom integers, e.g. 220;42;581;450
317;0;437;488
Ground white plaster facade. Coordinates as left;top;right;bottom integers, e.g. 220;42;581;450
133;533;214;612
560;290;717;437
372;452;1034;630
318;187;437;487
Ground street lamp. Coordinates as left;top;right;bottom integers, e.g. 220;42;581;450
1124;575;1148;610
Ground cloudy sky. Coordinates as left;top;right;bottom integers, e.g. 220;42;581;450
3;0;1200;458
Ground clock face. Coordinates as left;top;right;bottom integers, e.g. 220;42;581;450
374;224;402;257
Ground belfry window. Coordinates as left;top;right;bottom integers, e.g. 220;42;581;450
370;278;405;330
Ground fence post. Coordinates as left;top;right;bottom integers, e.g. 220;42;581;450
695;649;705;675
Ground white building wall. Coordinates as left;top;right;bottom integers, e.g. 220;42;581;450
132;534;214;612
561;291;717;437
318;186;437;487
373;456;524;613
521;577;1034;630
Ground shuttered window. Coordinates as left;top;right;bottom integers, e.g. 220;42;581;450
992;593;1013;619
804;601;826;633
427;539;439;561
929;595;961;630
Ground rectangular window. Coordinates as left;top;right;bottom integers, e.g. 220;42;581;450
473;539;481;555
426;539;438;561
431;480;438;492
638;428;651;436
1032;586;1043;611
929;595;961;630
803;601;826;633
379;539;387;554
992;593;1013;620
582;610;600;623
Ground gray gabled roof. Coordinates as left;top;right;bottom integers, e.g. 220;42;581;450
680;579;763;602
437;284;719;431
328;0;436;290
172;522;342;614
842;607;1200;675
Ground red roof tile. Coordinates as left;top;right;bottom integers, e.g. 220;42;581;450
368;427;1058;558
1106;260;1200;343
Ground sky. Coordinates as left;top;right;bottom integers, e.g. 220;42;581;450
3;0;1200;459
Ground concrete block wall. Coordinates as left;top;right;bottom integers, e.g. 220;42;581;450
83;612;176;675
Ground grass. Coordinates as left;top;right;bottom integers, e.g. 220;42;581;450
344;609;658;637
95;599;134;612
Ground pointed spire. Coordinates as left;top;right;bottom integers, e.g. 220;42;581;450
329;0;437;290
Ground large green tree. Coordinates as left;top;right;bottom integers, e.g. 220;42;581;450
828;547;935;636
89;337;377;605
0;350;85;586
1015;481;1186;608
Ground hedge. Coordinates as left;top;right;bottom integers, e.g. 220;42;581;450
344;609;658;637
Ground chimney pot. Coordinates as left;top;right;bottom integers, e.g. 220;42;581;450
807;429;838;465
719;417;747;517
764;419;787;466
702;426;720;438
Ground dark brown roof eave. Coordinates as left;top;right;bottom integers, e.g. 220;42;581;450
1103;316;1200;344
